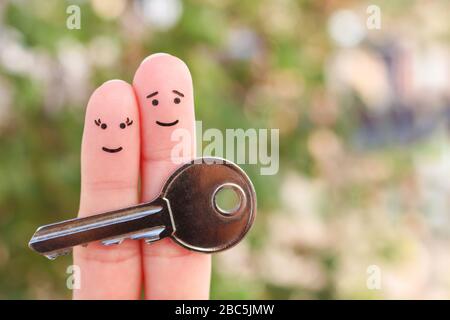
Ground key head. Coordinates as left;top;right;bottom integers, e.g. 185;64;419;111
162;157;256;253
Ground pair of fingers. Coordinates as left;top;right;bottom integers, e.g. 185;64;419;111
73;53;211;299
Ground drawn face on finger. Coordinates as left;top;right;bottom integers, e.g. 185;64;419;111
133;53;195;161
94;117;134;153
81;80;140;182
146;90;185;127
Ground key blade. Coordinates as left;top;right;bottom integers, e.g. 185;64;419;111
29;198;173;259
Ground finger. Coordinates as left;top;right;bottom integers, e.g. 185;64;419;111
133;53;211;299
73;80;142;299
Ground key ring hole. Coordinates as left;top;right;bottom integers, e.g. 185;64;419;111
213;183;245;217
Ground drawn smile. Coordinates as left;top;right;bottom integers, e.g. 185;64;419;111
156;120;179;127
102;146;123;153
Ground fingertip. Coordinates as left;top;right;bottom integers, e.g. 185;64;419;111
85;79;139;136
132;54;209;299
133;53;192;86
75;79;142;300
81;79;140;199
139;52;170;66
138;52;188;68
99;79;131;89
87;80;136;113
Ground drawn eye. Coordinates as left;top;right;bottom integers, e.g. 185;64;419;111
146;91;158;105
95;119;107;129
172;90;184;104
120;118;133;129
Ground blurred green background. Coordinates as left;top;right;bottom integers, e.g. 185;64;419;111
1;0;450;299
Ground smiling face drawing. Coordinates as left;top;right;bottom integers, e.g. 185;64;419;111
94;117;133;153
133;53;196;162
81;80;140;185
146;90;184;127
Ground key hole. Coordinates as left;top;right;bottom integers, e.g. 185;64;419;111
213;183;245;216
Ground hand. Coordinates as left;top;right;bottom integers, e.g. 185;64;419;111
73;53;211;299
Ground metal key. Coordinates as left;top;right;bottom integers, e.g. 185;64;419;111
29;157;256;259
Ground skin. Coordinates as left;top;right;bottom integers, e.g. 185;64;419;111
133;53;211;299
73;54;211;299
73;80;141;299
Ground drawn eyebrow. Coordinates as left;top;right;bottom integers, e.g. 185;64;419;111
146;91;159;98
172;90;184;97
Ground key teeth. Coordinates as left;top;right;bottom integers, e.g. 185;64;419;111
101;238;124;246
100;227;165;246
130;226;165;242
144;238;159;244
43;227;166;256
45;249;71;260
